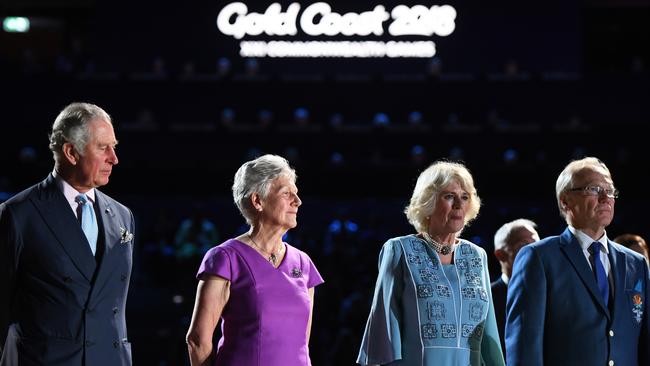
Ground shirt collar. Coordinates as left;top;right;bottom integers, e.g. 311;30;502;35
52;169;96;204
568;225;609;253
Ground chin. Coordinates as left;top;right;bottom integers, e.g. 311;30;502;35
450;222;465;233
93;180;109;188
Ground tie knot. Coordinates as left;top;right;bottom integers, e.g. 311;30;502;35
589;241;602;254
76;194;89;205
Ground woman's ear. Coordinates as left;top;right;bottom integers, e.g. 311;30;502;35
62;142;80;165
250;192;263;212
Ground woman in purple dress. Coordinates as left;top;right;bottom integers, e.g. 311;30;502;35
186;154;324;366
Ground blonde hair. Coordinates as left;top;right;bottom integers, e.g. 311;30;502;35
404;161;481;233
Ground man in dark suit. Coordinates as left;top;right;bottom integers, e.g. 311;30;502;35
506;157;650;366
0;102;135;365
490;218;539;358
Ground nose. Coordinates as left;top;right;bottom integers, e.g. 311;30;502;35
294;193;302;207
452;196;462;208
108;146;118;165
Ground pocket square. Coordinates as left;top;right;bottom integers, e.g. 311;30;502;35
120;227;134;243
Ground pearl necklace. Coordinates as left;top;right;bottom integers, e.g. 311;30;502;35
421;232;454;255
248;234;283;265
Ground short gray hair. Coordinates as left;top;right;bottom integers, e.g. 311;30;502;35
494;218;538;251
232;154;297;225
404;161;481;234
555;156;612;220
49;102;112;162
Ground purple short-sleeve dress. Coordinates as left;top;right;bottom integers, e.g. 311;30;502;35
197;239;324;366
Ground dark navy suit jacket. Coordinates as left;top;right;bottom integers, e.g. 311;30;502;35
490;276;507;359
506;227;650;366
0;175;134;366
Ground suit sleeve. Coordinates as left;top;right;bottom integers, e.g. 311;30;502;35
505;245;546;366
480;249;505;366
356;239;404;365
0;204;20;354
639;258;650;364
129;208;135;239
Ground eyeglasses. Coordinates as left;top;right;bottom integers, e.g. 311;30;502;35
568;185;619;199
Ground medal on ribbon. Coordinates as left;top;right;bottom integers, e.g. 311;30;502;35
632;293;643;324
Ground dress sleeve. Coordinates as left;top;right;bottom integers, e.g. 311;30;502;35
357;239;404;365
196;246;232;281
304;253;324;288
479;248;506;366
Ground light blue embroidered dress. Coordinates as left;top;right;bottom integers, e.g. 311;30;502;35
357;235;505;366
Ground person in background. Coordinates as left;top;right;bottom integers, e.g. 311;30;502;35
357;161;504;366
491;218;539;357
506;157;650;366
186;154;324;366
614;233;649;263
174;208;219;259
0;102;134;365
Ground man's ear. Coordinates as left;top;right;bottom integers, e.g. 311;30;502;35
559;193;569;210
62;142;80;165
494;249;508;262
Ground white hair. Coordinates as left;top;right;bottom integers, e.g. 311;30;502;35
555;156;612;220
494;218;539;251
49;102;112;162
232;154;296;225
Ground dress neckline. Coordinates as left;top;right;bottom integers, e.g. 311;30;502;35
232;238;288;269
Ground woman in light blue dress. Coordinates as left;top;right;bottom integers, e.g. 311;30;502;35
357;161;505;366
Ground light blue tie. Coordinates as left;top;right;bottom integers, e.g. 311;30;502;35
589;242;609;306
76;194;98;255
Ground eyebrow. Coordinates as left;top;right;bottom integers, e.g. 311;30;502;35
585;182;614;188
277;185;298;192
440;190;469;195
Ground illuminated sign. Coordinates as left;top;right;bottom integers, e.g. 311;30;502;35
3;17;30;33
216;2;457;58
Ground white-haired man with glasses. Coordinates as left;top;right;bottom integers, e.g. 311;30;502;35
506;157;650;366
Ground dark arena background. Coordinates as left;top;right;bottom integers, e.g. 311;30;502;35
1;0;648;364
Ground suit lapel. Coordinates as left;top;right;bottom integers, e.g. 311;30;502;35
91;191;119;289
31;175;96;281
95;191;118;253
608;242;627;315
559;228;610;318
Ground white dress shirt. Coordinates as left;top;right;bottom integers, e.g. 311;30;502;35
52;170;96;219
568;225;613;292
